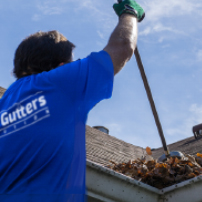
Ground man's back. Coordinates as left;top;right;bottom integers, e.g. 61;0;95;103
0;52;114;201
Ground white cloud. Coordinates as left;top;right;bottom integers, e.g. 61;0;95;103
32;14;41;21
190;104;202;120
68;0;112;19
107;123;122;135
143;0;201;22
166;128;185;137
158;37;165;43
32;0;64;21
32;0;116;39
73;0;116;42
97;30;104;39
197;50;202;61
140;0;202;41
165;104;202;138
36;2;63;15
139;27;151;36
139;22;190;42
78;0;100;14
140;23;174;36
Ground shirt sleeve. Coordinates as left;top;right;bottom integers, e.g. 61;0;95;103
47;50;114;112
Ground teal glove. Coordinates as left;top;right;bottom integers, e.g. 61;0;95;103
113;0;145;22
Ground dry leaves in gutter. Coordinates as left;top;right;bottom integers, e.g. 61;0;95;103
106;148;202;189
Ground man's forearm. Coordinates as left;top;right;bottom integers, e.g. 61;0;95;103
104;14;138;75
108;14;137;51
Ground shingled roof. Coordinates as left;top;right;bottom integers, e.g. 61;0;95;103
152;135;202;159
0;86;6;98
86;125;146;166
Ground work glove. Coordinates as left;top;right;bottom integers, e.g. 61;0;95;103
113;0;145;22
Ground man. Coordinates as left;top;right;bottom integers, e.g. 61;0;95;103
0;0;144;201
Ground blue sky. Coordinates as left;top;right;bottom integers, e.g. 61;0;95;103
0;0;202;149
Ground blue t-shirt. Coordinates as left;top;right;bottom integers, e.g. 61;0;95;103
0;51;114;202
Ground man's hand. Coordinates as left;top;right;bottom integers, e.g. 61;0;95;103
113;0;145;22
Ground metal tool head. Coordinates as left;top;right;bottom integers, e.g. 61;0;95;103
193;123;202;140
157;151;184;162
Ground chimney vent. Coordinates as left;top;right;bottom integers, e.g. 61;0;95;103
93;126;109;134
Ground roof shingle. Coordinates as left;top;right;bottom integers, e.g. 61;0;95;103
0;86;6;98
86;125;146;166
152;136;202;159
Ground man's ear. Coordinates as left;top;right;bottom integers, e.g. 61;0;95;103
58;62;64;66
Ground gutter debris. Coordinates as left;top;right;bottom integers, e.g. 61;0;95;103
106;147;202;189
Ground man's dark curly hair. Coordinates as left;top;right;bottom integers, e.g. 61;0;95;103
13;30;75;79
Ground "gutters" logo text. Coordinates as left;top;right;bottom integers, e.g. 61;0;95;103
1;95;46;126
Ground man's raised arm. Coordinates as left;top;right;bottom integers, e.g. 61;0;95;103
104;0;145;75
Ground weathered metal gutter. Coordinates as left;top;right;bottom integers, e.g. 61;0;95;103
86;160;202;202
159;175;202;202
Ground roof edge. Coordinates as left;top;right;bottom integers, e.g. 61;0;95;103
87;160;202;195
86;160;161;194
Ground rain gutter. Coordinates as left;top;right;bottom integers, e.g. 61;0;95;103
86;160;202;202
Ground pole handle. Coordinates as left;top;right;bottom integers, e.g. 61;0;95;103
134;47;170;156
116;0;169;156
